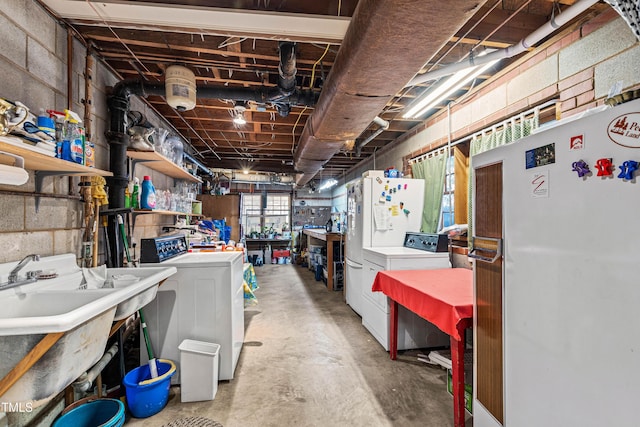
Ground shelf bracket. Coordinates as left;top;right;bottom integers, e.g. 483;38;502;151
34;171;74;213
130;158;158;180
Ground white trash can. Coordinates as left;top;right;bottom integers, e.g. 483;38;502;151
178;339;220;402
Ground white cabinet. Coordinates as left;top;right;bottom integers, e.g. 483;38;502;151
361;247;451;351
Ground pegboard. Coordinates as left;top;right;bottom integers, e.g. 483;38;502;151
293;205;331;227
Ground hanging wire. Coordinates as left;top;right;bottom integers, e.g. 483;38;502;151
219;130;252;158
218;37;248;49
85;0;151;74
291;106;308;154
307;0;341;90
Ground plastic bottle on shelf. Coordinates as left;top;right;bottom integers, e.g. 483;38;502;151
65;109;84;165
140;175;156;210
132;177;140;209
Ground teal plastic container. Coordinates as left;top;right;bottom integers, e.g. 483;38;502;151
140;175;156;209
52;398;125;427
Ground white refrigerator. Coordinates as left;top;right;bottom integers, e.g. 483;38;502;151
472;98;640;427
345;172;425;315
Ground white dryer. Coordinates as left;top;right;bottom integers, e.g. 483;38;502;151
362;233;451;351
140;235;244;382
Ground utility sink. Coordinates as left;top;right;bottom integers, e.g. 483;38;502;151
0;253;176;407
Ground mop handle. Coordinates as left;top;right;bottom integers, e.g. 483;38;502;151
117;214;132;263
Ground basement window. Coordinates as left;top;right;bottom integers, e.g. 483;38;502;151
241;193;291;237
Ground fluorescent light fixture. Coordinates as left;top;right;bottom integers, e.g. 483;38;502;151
243;169;249;175
40;1;350;44
319;178;338;191
403;59;500;119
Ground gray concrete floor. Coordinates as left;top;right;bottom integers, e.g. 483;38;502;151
126;263;472;427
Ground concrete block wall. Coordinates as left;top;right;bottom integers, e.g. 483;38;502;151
0;0;88;264
0;0;192;265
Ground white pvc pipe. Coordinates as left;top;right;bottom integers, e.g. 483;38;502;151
356;116;390;156
406;0;600;87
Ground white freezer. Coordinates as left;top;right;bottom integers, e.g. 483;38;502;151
472;98;640;427
362;246;450;351
141;251;245;382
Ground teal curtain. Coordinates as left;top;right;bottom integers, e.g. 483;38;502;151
467;116;539;243
413;153;447;233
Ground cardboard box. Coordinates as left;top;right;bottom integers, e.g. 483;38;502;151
446;369;473;414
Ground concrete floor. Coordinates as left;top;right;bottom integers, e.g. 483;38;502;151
126;264;472;427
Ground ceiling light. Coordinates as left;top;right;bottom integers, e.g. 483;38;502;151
403;57;500;119
233;106;247;125
319;178;338;192
243;169;249;175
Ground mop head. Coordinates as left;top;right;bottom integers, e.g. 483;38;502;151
91;175;109;206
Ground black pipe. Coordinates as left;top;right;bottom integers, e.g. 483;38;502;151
278;42;297;95
106;55;316;217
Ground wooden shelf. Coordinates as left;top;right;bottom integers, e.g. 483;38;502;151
0;136;113;212
131;208;202;228
0;136;112;177
127;150;201;183
133;209;202;217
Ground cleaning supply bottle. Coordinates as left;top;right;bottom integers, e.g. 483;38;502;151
64;109;84;165
124;185;131;208
140;176;156;210
132;177;140;209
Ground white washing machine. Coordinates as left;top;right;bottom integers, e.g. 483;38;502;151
140;235;244;382
362;233;451;351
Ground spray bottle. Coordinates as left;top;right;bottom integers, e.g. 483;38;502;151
132;177;140;209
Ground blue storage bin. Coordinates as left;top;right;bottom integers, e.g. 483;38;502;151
53;398;125;427
123;359;176;418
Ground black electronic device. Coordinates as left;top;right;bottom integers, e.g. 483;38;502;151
140;234;188;263
403;232;449;252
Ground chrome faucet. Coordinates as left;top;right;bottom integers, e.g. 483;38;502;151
4;254;40;287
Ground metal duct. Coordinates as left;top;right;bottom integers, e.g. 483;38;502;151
293;0;487;186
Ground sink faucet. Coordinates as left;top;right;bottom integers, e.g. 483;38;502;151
5;254;40;287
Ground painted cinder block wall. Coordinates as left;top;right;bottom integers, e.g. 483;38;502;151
0;0;186;265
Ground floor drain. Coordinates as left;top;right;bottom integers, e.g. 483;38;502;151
162;416;223;427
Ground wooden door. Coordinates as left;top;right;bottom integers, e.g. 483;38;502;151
474;163;504;424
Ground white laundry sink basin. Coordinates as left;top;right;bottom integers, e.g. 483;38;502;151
0;253;176;407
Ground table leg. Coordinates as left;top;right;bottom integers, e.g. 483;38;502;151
327;241;334;291
451;333;465;427
389;299;398;360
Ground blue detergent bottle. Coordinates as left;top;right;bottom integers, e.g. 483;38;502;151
140;175;156;210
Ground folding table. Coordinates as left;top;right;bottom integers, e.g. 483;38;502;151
372;268;473;427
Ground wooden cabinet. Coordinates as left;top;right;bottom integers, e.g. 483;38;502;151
198;194;240;242
303;229;345;292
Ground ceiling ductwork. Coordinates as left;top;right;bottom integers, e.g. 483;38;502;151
293;0;488;186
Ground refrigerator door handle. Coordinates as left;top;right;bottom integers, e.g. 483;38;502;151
469;237;503;264
345;258;363;269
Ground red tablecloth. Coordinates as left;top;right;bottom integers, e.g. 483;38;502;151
371;268;473;341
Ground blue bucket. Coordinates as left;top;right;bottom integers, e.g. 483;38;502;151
53;398;125;427
123;359;176;418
